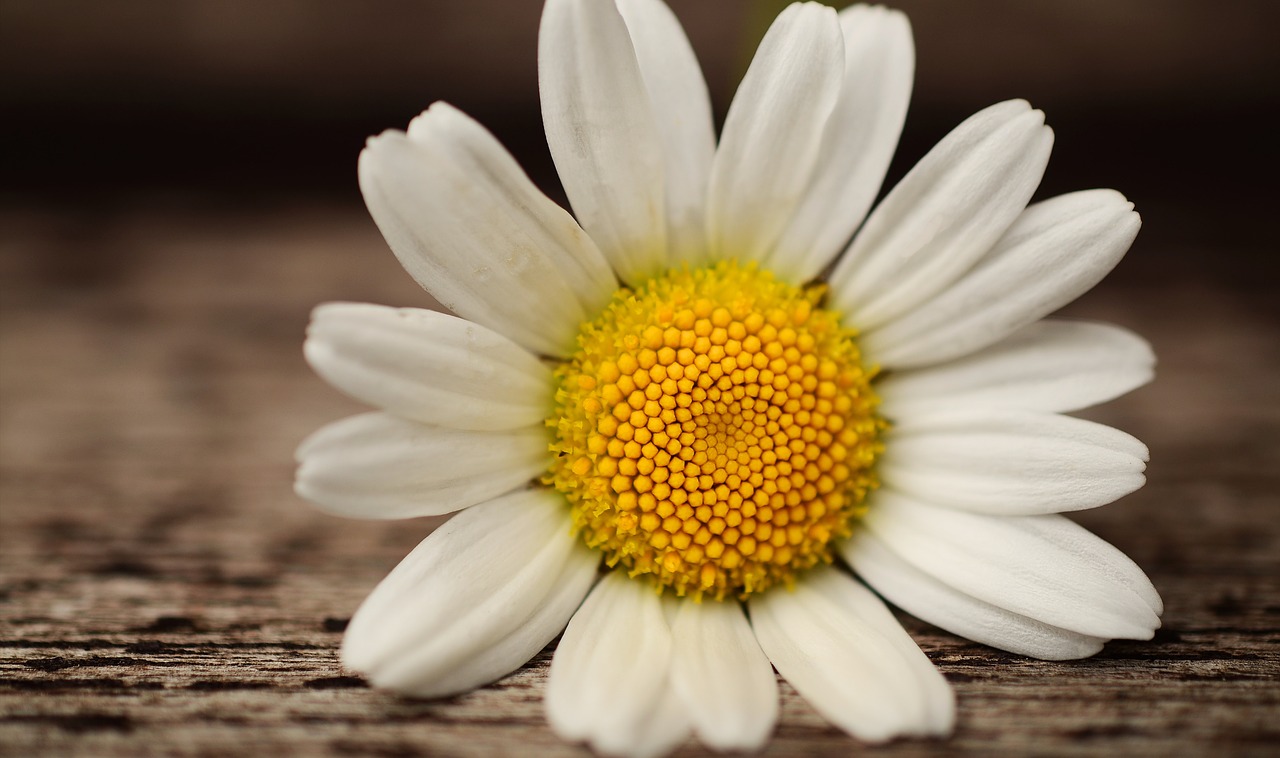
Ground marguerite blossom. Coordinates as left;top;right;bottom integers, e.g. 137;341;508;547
295;0;1162;755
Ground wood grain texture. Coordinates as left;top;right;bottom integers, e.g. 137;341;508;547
2;205;1278;757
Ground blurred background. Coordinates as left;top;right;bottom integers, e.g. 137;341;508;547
4;0;1278;231
2;1;1279;754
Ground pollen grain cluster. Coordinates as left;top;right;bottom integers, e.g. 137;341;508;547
548;261;882;600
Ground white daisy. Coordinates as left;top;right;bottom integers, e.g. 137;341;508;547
295;0;1162;755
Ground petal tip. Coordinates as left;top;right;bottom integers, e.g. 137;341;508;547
408;101;468;142
301;336;341;377
787;1;839;24
998;97;1032;114
363;128;405;152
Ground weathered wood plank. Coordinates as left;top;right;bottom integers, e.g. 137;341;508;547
2;206;1278;756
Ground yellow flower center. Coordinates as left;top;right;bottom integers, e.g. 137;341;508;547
548;261;883;600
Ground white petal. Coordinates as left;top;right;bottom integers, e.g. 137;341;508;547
359;103;616;357
669;600;778;751
706;2;845;265
880;408;1148;515
546;572;690;758
865;190;1142;369
863;491;1163;640
304;303;552;431
540;0;669;283
617;0;716;266
767;5;914;282
829;99;1053;331
844;530;1107;660
341;489;598;698
749;566;955;742
877;319;1155;416
294;412;547;520
615;688;694;758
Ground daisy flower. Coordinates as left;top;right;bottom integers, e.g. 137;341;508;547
295;0;1162;755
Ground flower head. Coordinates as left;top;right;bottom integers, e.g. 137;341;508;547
296;0;1161;755
548;260;884;600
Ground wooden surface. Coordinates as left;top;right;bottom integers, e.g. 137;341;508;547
1;203;1278;756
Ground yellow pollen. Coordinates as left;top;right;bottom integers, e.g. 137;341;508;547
547;261;883;600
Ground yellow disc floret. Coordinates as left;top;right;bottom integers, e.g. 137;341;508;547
548;261;883;600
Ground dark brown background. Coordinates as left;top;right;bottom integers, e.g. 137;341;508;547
2;1;1278;755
